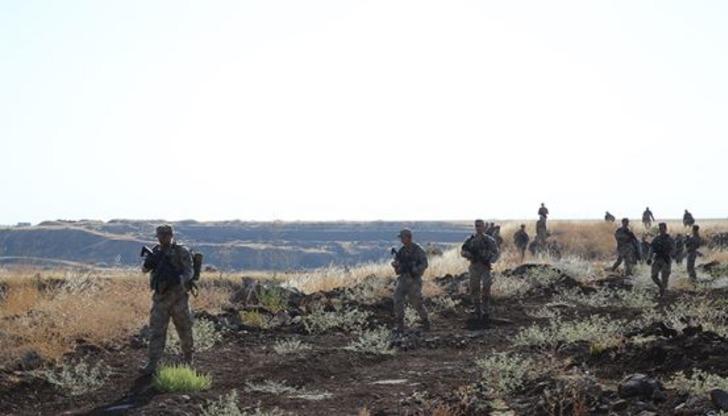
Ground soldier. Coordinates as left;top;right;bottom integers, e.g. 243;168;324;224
673;234;685;265
640;236;651;264
685;225;704;281
538;203;549;219
648;223;675;297
513;224;530;262
605;211;616;222
492;225;504;248
609;218;639;276
461;219;500;321
683;210;695;227
391;229;430;333
642;207;655;229
536;215;549;243
140;225;195;376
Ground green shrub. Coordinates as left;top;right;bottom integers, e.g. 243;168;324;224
153;364;212;393
514;315;624;350
301;307;370;334
476;352;543;396
344;326;395;355
241;310;272;329
668;369;728;396
201;390;292;416
273;339;312;355
259;286;287;313
166;318;222;354
38;359;110;396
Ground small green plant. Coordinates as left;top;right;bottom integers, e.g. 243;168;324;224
344;326;395;355
668;369;728;396
259;286;287;313
514;315;624;350
273;339;312;355
153;364;212;393
476;352;544;396
167;318;222;353
38;359;110;396
430;295;460;313
201;390;244;416
241;310;272;329
301;307;371;334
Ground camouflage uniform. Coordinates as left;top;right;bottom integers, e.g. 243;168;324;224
642;209;655;229
673;234;685;265
461;233;499;319
605;212;615;222
144;237;194;373
683;211;695;227
538;205;549;219
685;233;703;280
392;243;429;331
536;216;548;243
611;226;638;276
513;228;529;261
650;233;674;296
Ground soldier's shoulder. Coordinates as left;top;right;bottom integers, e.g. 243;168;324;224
411;243;426;253
173;243;191;255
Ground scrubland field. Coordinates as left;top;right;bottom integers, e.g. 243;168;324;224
3;220;728;415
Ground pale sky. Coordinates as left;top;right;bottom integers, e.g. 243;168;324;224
2;1;727;225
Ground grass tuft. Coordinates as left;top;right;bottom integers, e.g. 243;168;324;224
153;364;212;393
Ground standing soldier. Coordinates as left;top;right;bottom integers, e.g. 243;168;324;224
642;207;655;229
492;225;504;248
391;229;430;333
683;210;695;227
513;224;530;262
461;219;500;321
140;225;195;375
605;211;616;222
685;225;704;281
648;223;675;297
538;203;549;219
609;218;639;276
673;234;685;265
536;215;549;243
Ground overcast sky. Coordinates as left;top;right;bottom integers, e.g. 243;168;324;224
2;1;727;224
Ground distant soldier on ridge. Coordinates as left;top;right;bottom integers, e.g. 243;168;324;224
605;211;616;223
461;219;500;322
609;218;639;276
391;229;430;333
536;215;549;243
685;225;704;281
538;203;549;219
140;224;195;376
683;210;695;228
648;223;675;297
642;207;655;229
513;224;530;262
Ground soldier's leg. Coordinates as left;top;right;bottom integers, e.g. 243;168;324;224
661;262;672;296
624;252;635;276
687;253;697;280
170;286;194;364
469;265;482;317
147;293;172;372
393;276;407;331
610;254;623;272
407;278;429;330
650;261;662;294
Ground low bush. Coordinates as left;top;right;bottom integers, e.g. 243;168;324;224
668;369;728;396
272;339;311;355
153;364;212;393
37;359;110;396
301;307;370;334
344;326;395;355
166;318;222;353
476;352;543;396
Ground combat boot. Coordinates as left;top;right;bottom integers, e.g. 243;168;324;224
138;361;157;376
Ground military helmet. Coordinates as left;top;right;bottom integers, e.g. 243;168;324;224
397;228;412;238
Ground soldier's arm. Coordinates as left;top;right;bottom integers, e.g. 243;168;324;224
179;247;194;283
460;239;472;259
414;246;429;275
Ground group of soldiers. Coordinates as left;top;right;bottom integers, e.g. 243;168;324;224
608;215;704;297
138;205;705;374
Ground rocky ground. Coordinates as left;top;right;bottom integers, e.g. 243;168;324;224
3;263;728;416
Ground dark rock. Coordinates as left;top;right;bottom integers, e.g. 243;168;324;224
19;350;44;371
711;389;728;410
618;374;665;402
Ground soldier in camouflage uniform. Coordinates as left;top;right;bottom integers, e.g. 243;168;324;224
673;234;685;265
513;224;529;262
461;219;500;321
609;218;638;276
536;215;549;244
642;207;655;229
391;229;430;333
685;225;703;281
683;210;695;228
538;203;549;219
140;225;195;375
648;223;674;297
